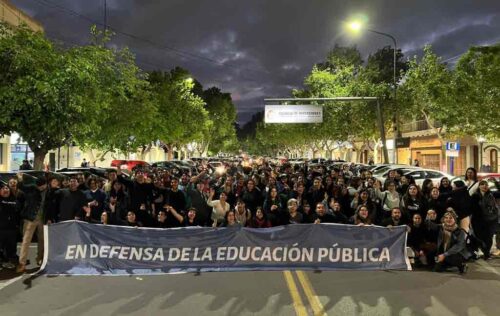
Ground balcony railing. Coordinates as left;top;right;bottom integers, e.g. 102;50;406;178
400;120;442;133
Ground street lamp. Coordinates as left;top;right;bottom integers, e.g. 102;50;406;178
346;19;399;164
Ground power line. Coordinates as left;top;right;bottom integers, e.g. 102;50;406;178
442;53;463;63
45;34;230;88
32;0;269;79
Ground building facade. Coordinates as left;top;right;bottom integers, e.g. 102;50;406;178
396;120;499;175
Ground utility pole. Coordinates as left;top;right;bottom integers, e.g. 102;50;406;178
103;0;107;32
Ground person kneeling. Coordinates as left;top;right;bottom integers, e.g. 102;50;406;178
433;209;470;274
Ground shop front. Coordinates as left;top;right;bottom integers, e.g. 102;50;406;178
410;136;443;171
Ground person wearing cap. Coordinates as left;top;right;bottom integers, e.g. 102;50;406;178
15;174;47;273
433;209;469;274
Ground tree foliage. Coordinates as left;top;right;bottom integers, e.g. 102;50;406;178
454;44;500;138
0;23;150;169
400;45;459;141
0;23;238;168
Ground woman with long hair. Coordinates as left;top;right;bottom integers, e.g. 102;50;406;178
374;180;401;220
221;210;241;227
439;177;453;195
421;179;434;199
464;167;479;196
263;186;285;226
427;187;446;220
105;180;129;221
350;189;377;222
248;207;272;228
401;184;428;220
350;205;373;226
208;188;230;227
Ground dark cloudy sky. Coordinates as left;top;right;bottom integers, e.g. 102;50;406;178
12;0;500;124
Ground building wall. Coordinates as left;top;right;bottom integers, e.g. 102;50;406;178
0;136;10;171
482;142;500;173
410;136;443;171
0;0;43;32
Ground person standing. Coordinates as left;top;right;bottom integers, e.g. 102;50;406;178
0;184;19;269
472;180;499;260
16;174;47;273
186;176;210;226
56;177;90;222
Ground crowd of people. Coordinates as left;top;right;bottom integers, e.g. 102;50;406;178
0;159;498;274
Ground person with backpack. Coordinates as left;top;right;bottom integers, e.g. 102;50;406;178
472;180;499;260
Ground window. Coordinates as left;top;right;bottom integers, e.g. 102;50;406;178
422;154;440;170
408;171;426;179
425;171;443;178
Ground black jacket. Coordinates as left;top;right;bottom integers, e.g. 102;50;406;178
445;187;473;219
437;227;470;259
18;183;45;221
0;195;19;229
57;189;89;221
472;191;498;223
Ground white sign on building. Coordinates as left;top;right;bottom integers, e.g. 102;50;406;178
264;105;323;123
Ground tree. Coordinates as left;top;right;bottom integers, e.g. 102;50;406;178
400;45;460;167
454;44;500;138
292;45;389;160
198;87;238;155
74;28;158;163
242;45;394;159
364;45;408;87
0;24;140;169
148;68;210;160
316;44;363;72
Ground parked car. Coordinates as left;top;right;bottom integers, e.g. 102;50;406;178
0;172;38;185
372;164;416;176
171;160;198;174
374;167;420;184
151;161;191;175
403;169;457;187
21;170;69;182
56;167;125;178
110;160;150;172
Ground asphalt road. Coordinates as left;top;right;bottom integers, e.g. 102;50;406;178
1;256;499;316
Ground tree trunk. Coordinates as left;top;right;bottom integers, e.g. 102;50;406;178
167;145;174;161
139;144;152;161
33;148;48;171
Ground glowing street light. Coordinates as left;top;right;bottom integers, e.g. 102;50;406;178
345;17;399;163
347;21;362;33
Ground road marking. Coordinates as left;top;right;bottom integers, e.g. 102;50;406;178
296;271;327;316
0;275;23;291
476;259;500;276
283;271;307;316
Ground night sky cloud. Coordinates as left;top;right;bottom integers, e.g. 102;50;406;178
12;0;500;123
